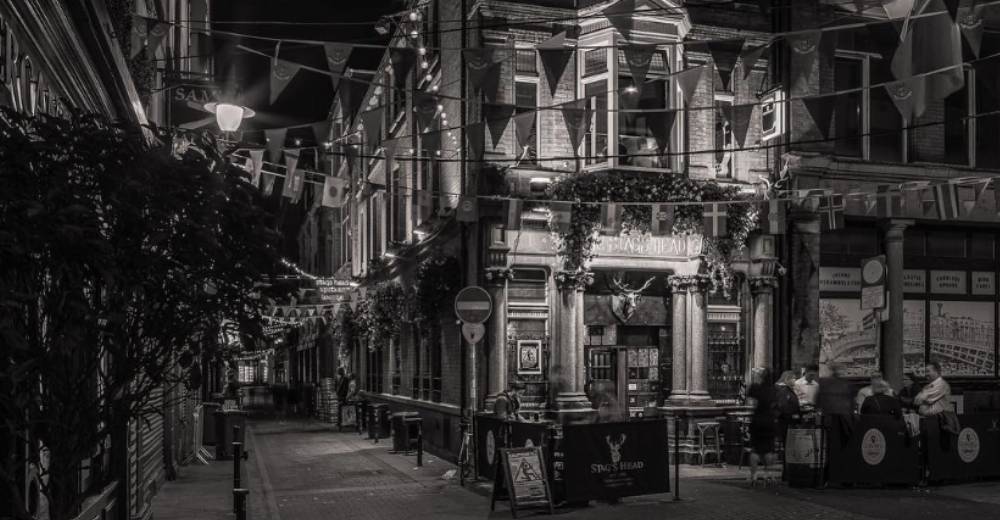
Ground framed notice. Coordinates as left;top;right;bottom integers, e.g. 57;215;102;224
517;340;542;375
491;446;554;517
930;270;967;294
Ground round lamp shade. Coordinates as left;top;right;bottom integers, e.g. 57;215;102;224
205;102;255;132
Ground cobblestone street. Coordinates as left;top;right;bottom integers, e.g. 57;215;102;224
226;418;1000;520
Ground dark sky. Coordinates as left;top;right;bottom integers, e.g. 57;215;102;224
211;0;403;132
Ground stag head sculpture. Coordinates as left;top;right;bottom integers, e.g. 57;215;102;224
610;275;656;322
606;433;627;464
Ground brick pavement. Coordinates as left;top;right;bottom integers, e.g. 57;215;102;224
150;416;1000;520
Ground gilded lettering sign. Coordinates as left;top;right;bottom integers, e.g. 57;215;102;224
510;230;703;259
930;270;967;294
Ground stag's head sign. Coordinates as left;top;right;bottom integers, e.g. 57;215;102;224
610;275;656;323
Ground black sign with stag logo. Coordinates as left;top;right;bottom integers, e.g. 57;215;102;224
562;419;669;501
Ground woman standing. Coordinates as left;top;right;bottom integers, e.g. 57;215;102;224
747;368;777;483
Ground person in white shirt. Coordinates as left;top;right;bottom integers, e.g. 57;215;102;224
914;361;952;417
793;364;820;410
855;372;895;413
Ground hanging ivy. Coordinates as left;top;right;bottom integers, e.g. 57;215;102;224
357;281;406;345
547;172;760;296
413;254;461;333
334;306;357;357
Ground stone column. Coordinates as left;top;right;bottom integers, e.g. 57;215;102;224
790;213;822;371
551;270;593;414
687;276;711;401
883;220;912;390
484;266;513;410
749;275;779;372
667;276;689;403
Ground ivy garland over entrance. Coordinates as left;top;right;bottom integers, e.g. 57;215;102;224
547;172;761;296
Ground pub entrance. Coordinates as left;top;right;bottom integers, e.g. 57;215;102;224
583;271;672;416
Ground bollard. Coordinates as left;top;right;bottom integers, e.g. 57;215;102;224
233;488;248;520
673;414;681;502
416;426;423;467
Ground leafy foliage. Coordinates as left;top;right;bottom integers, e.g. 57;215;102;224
0;108;280;520
413;254;461;331
356;281;406;344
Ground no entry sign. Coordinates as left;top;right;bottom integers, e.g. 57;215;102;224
454;286;492;324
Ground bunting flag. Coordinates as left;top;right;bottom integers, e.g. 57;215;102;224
623;45;657;94
262;172;277;196
464;48;498;96
803;95;835;139
943;0;961;22
479;63;503;103
885;79;921;122
891;0;964;120
324;43;352;77
651;204;674;236
389;47;417;81
933;182;961;220
130;15;148;58
600;203;623;234
882;0;916;41
952;177;991;215
787;31;821;90
703;203;728;237
146;19;170;57
413;92;440;132
344;143;359;177
603;0;637;40
876;185;903;218
741;43;768;80
457;196;478;222
899;180;930;217
271;57;303;104
505;199;523;231
706;38;745;91
311;120;332;150
249;149;265;187
282;149;304;202
337;76;368;123
467;122;486;161
265;128;288;162
383;139;398;181
537;32;575;96
647;110;677;154
560;98;593;155
819;195;845;231
485;103;516;149
675;66;706;105
513;110;537;152
764;199;786;235
958;4;985;59
550;201;573;233
360;107;385;152
721;103;755;147
321;175;347;208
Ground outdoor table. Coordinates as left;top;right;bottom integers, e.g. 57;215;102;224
825;414;919;486
923;413;1000;482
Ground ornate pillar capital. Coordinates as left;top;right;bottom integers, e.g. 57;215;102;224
554;270;593;291
882;219;913;242
748;275;779;294
667;274;710;293
484;267;514;286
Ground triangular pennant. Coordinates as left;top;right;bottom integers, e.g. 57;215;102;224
505;199;523;231
933;182;961;220
466;122;486;161
943;0;961;22
360;107;385;152
513;111;537;152
885;80;922;122
741;43;768;80
484;103;516;149
623;45;657;94
537;32;575;96
479;63;502;103
344;143;359;177
603;0;637;40
262;172;277;196
787;31;821;90
958;5;985;59
464;48;497;91
706;38;745;91
457;196;478;223
882;0;916;41
249;149;265;187
951;177;991;215
675;66;706;105
146;20;170;57
130;15;148;58
722;103;755;147
282;149;303;202
337;76;368;123
651;204;675;236
803;95;835;139
311;121;332;150
265;128;288;163
322;176;347;208
560;98;593;154
891;0;964;119
271;58;303;104
412;92;440;132
323;43;352;76
876;185;902;218
389;47;417;81
647;110;676;154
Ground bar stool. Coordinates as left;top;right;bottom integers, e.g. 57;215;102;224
696;421;723;466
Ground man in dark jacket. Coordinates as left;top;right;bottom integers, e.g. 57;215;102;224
817;363;853;416
861;380;902;418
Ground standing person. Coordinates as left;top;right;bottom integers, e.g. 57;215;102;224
855;372;895;413
774;371;801;445
747;368;777;482
817;363;853;416
860;379;903;418
336;367;350;404
914;361;952;417
493;380;525;422
898;372;922;412
794;364;821;411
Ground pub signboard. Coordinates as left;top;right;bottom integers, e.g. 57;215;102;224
562;420;669;501
167;80;222;130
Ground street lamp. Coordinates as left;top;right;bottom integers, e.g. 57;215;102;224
204;102;255;133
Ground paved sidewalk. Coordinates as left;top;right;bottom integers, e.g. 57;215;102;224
150;454;243;520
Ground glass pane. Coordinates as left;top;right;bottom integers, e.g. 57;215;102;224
943;76;970;165
976;57;1000;168
904;300;926;375
617;77;668;168
616;49;669;74
869;80;904;162
585;81;608;165
515;49;537;74
584;48;607;76
820;299;879;377
929;301;995;377
904;228;925;257
514;81;538;163
714;99;733;177
969;233;994;259
834;57;863;157
926;231;966;257
842;227;878;256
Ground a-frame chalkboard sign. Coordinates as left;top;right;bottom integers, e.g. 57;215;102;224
490;446;554;518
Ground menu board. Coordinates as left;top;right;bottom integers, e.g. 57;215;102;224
930;271;967;294
904;270;926;293
492;446;554;516
972;272;995;296
820;267;862;292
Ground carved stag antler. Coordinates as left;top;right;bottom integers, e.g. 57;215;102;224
610;276;656;322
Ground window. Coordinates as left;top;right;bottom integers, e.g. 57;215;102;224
584;81;608;165
514;80;538;164
583;48;607;77
976;39;1000;168
515;49;537;75
834;54;904;162
714;95;734;177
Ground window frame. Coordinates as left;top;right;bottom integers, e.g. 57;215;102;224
513;73;540;165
